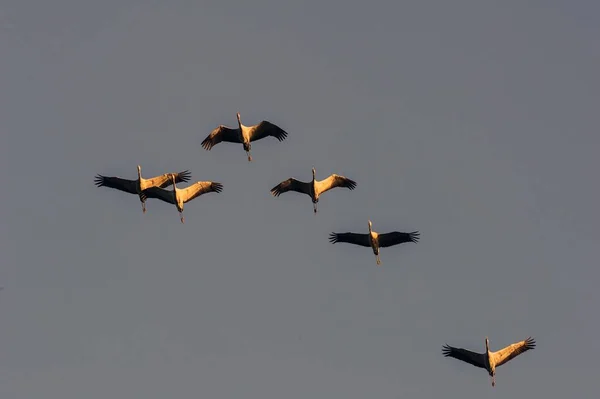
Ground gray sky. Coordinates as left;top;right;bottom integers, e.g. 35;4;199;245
1;1;599;397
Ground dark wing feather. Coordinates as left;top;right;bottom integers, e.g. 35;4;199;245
270;178;311;197
492;337;536;367
159;170;191;187
201;125;241;150
442;344;487;369
94;174;138;195
377;231;420;248
180;181;223;203
328;232;371;247
142;186;176;204
250;121;288;142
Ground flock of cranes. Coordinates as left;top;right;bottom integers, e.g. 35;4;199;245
94;112;536;388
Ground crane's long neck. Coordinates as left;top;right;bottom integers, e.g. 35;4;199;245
237;113;243;130
485;337;493;370
137;166;146;192
171;175;178;202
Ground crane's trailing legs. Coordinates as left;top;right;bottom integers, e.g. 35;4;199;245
313;202;317;213
179;212;185;224
139;196;147;213
376;254;381;265
243;142;252;162
491;374;495;387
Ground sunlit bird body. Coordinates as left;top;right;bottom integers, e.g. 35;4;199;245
94;165;191;213
270;167;357;213
201;112;288;161
442;336;536;387
142;174;223;223
329;220;419;265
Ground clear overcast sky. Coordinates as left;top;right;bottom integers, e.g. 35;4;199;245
1;1;599;398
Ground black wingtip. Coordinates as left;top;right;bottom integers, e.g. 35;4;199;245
212;182;224;193
94;174;105;187
270;186;281;197
340;177;358;190
409;231;420;243
525;337;536;349
178;170;192;182
276;128;289;141
201;138;213;150
442;344;452;357
328;233;338;244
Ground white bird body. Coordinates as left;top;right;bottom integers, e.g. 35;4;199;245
271;167;357;213
329;220;420;265
368;224;379;256
202;112;288;161
442;336;536;387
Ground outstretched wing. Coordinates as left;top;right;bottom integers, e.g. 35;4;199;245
328;232;371;247
201;125;241;150
270;178;311;197
250;121;288;142
377;231;420;248
145;170;192;189
94;174;138;195
142;186;176;204
442;344;487;369
491;337;536;367
179;181;223;203
315;174;357;195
